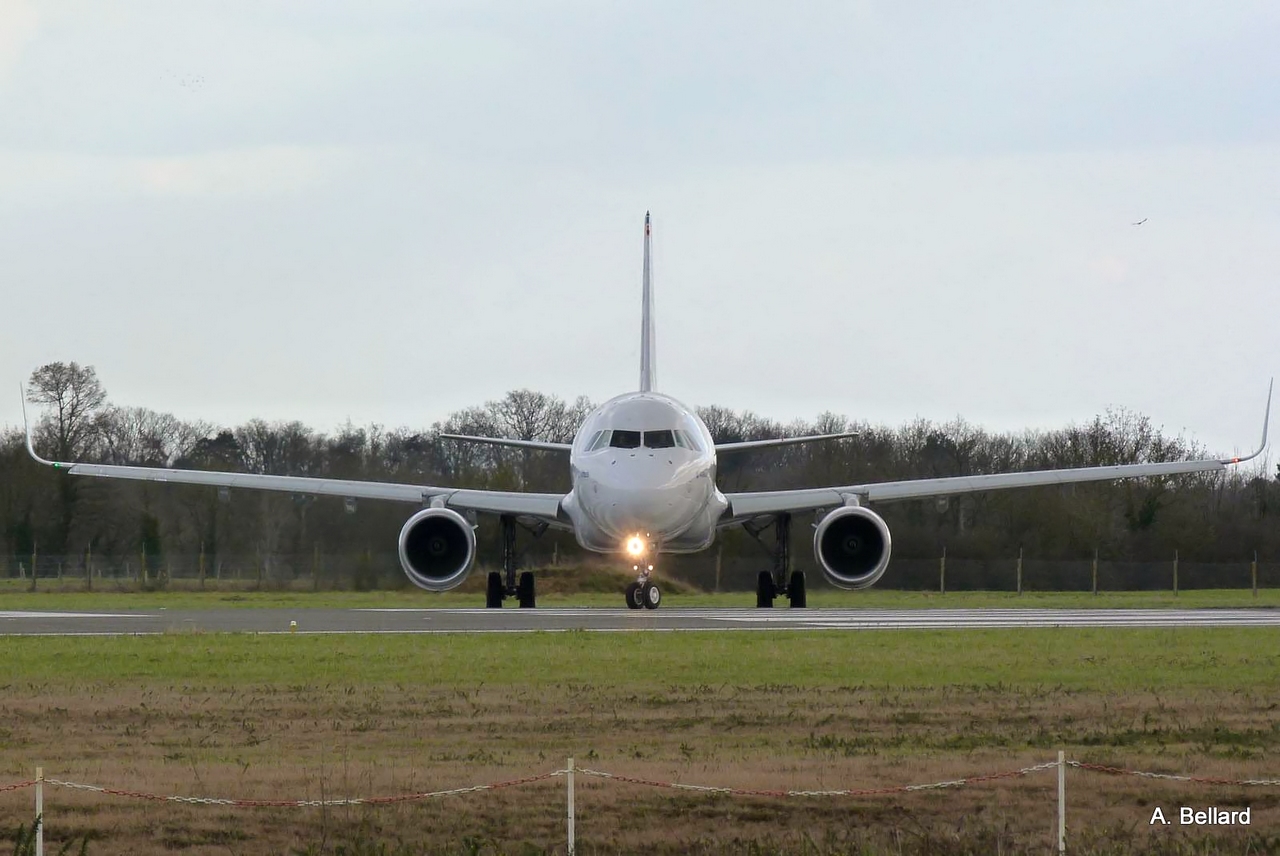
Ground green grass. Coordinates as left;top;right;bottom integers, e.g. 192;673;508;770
3;628;1276;691
2;583;1277;611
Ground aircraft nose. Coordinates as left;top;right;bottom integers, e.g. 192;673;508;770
584;457;705;538
595;451;685;491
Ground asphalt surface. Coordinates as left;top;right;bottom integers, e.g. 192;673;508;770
2;607;1278;635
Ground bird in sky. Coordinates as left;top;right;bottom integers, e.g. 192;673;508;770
1132;218;1148;226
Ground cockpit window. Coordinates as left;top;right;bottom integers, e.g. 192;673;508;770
674;430;701;451
643;430;676;449
585;430;611;452
609;430;642;449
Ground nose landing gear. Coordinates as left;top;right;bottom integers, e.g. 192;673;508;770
625;565;661;609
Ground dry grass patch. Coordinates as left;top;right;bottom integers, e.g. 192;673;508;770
2;678;1278;853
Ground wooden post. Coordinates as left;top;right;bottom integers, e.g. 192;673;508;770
199;544;206;589
714;544;723;593
566;757;575;856
85;544;92;592
1092;548;1098;596
1056;751;1065;854
1173;549;1179;596
30;544;37;592
312;542;321;592
940;546;947;594
1016;547;1023;595
141;544;148;586
1252;551;1258;598
34;766;43;856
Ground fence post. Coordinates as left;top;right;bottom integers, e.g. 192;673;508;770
1016;547;1023;595
85;544;92;592
1057;751;1065;854
30;544;37;591
1173;550;1178;596
566;757;575;856
35;766;43;856
714;544;722;593
939;546;946;594
1252;551;1258;598
1092;548;1098;596
199;545;206;590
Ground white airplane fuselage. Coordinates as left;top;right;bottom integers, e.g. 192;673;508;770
560;391;728;556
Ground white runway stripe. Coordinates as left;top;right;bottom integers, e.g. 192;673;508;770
0;611;156;619
3;606;1278;635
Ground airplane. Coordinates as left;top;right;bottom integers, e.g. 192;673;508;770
21;213;1273;610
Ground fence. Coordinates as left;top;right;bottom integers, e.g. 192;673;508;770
4;550;1280;595
6;755;1279;855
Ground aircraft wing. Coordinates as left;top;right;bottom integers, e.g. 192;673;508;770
715;432;858;453
20;392;566;524
725;382;1271;523
439;434;572;453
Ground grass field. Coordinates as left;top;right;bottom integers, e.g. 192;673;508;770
3;577;1279;611
2;630;1279;854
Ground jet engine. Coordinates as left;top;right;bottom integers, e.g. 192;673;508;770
813;506;892;590
397;508;476;591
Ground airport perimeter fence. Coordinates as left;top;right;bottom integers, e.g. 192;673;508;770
3;550;1280;595
4;755;1280;855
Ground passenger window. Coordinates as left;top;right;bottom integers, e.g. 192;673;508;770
609;430;642;449
644;430;676;449
586;430;611;451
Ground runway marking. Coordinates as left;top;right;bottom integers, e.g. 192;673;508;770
0;611;156;620
3;607;1279;636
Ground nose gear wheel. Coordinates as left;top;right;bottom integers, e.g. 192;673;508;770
625;562;662;609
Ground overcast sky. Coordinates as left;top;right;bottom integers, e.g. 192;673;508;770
1;1;1277;458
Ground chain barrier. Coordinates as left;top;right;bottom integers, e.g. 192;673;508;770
575;760;1062;798
1067;761;1280;787
4;757;1278;812
38;771;565;808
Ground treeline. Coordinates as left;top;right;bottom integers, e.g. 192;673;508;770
2;362;1278;588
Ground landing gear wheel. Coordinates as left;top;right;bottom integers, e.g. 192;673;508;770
641;581;661;610
756;570;776;608
517;571;536;609
625;581;644;610
486;572;504;608
788;570;807;609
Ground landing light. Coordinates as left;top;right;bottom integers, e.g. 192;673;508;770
626;535;646;557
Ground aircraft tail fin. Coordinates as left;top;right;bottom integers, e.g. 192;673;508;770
639;211;656;392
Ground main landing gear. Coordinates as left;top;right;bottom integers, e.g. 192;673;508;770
746;513;806;609
485;515;546;609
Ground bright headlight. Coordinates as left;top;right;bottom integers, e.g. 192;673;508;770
625;535;646;557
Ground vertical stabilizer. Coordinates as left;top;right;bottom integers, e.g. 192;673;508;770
639;211;656;392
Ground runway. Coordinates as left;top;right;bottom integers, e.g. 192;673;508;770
1;607;1278;635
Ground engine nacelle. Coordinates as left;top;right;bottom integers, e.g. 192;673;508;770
813;506;892;590
397;508;476;592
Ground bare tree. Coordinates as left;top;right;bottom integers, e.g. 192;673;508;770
26;361;107;460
